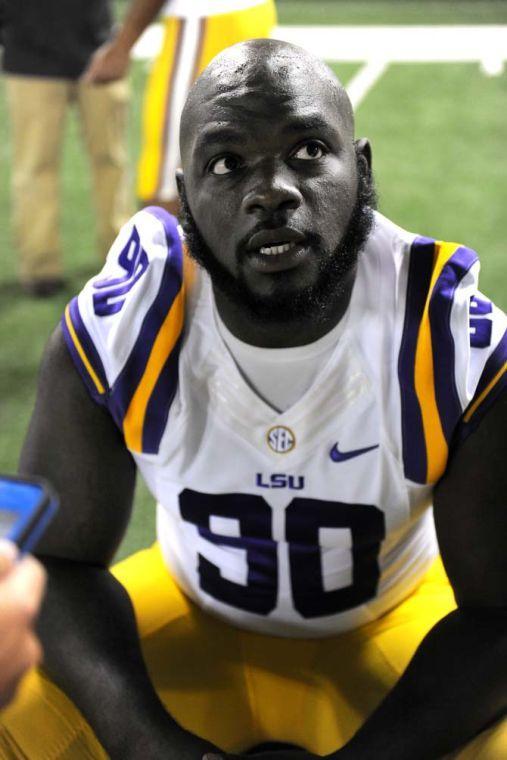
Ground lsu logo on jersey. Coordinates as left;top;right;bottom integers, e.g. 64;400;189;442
266;425;296;453
256;473;305;490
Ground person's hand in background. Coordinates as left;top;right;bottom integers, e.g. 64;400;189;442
81;39;131;84
0;540;46;709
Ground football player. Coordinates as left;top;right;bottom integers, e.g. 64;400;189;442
1;40;505;760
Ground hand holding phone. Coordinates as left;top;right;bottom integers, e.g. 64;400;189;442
0;542;46;708
0;475;56;708
0;475;58;554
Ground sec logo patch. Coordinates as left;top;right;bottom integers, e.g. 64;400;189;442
267;425;296;454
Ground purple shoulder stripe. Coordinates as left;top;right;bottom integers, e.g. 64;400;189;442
398;237;434;483
473;328;506;402
61;297;108;406
429;245;478;443
142;333;183;453
107;209;183;436
452;329;507;448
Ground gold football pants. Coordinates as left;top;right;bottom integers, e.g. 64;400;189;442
0;545;505;758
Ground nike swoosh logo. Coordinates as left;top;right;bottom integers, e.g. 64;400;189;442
330;442;379;463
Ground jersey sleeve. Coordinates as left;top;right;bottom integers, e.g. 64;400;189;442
61;207;185;455
398;236;506;485
453;293;506;446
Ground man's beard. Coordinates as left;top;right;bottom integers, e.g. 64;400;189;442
179;150;377;324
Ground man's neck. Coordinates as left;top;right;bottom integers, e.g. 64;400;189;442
212;268;356;349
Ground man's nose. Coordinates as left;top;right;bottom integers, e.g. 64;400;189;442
242;168;302;216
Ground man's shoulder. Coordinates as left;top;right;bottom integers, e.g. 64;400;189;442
376;214;506;486
61;208;187;456
365;212;499;325
367;211;490;271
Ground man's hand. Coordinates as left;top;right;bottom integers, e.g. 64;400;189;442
0;541;46;708
81;0;166;84
81;41;130;84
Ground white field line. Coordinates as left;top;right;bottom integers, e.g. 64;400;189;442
345;60;389;108
273;25;507;65
132;24;507;108
133;24;507;66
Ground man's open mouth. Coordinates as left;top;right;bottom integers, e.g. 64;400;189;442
259;241;297;255
247;227;306;255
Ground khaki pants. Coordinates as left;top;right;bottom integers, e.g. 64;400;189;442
5;75;131;282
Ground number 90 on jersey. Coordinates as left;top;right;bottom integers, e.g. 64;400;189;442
180;490;386;618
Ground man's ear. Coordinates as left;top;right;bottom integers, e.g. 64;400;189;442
355;138;372;172
176;168;185;200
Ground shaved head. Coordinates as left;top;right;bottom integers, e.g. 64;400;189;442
176;37;375;343
180;38;354;161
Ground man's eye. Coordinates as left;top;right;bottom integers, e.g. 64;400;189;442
208;155;241;175
292;141;327;160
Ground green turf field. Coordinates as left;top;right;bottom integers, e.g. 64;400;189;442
277;0;507;25
0;1;505;560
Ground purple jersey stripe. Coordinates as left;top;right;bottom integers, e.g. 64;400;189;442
452;330;506;448
398;237;435;483
141;333;183;454
68;297;108;391
107;210;183;429
109;207;183;427
428;245;478;443
61;298;108;405
61;312;106;406
453;378;506;448
472;328;507;402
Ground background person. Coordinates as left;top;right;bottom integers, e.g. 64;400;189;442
1;0;131;296
0;541;45;711
83;0;277;215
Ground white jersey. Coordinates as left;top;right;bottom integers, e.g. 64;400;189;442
62;207;506;637
163;0;268;20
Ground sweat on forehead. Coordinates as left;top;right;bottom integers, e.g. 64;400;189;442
180;39;354;154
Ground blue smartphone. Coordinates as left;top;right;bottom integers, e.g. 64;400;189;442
0;475;58;554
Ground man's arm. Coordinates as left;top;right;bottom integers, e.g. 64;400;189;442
332;393;507;760
82;0;167;83
21;326;218;759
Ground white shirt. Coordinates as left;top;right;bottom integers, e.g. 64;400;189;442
215;307;347;412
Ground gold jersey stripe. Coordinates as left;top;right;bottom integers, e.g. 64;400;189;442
463;362;507;423
64;304;106;396
123;287;185;452
414;241;461;483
